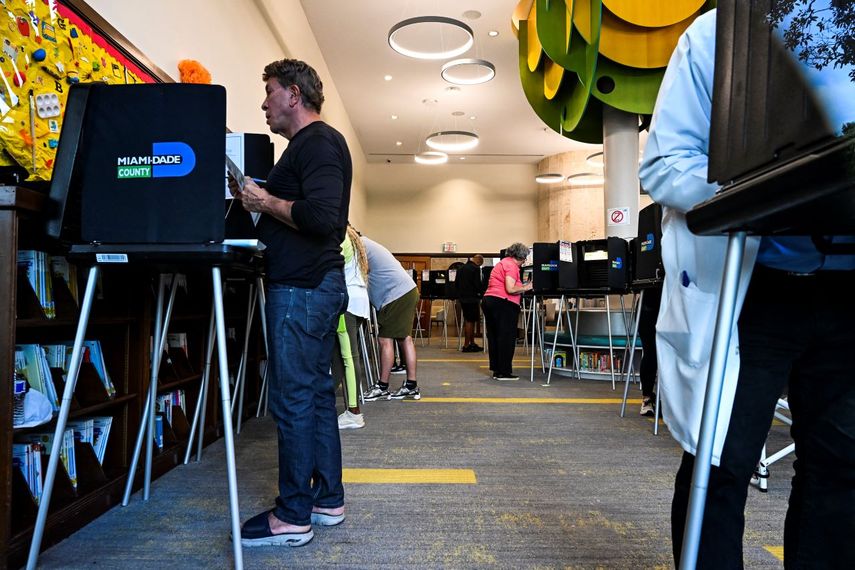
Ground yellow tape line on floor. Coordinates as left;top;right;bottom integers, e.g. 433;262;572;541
343;468;477;484
764;546;784;561
414;397;643;404
420;358;530;363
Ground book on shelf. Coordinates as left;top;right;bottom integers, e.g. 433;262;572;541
67;418;95;447
42;343;72;371
15;428;78;489
90;416;113;465
15;344;59;412
154;414;164;450
167;332;189;357
49;256;79;307
17;250;56;319
12;442;44;505
82;340;117;397
156;389;186;426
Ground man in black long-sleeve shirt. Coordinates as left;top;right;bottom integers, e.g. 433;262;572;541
456;255;484;352
230;59;351;548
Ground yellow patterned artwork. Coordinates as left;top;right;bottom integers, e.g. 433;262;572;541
0;0;153;181
516;0;715;144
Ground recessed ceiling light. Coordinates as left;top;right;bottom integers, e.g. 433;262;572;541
462;10;482;20
388;16;474;60
384;74;393;81
459;156;466;160
488;30;499;37
396;141;403;146
414;151;449;165
441;58;496;85
426;130;479;152
469;115;476;120
452;111;466;117
391;114;398;120
535;173;565;184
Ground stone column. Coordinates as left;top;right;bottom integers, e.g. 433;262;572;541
602;106;639;239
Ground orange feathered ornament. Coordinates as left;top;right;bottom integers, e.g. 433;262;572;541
178;60;212;84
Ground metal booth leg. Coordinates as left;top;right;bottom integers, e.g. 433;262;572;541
544;295;565;386
358;323;374;401
231;282;257;434
255;277;270;418
574;297;582;380
122;273;179;506
620;290;644;418
185;301;216;464
529;295;537;382
605;295;617;390
212;267;244;570
679;231;747;570
27;265;100;570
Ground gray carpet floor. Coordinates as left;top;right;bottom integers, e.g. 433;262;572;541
37;342;792;569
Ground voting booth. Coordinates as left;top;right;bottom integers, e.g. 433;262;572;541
31;83;247;569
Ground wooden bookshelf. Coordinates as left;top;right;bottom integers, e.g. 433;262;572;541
1;186;266;568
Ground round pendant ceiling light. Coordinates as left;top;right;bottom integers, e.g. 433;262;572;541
388;16;474;60
535;173;565;184
425;130;479;152
586;151;604;169
414;151;449;165
441;58;496;85
567;172;605;186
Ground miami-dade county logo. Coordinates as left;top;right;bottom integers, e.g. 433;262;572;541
640;232;655;252
116;142;196;179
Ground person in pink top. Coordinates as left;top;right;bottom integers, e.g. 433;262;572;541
481;243;533;380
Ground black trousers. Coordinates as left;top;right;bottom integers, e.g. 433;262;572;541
482;296;520;375
638;285;662;398
672;265;855;569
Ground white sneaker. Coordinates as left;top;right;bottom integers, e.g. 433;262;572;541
338;410;365;430
639;397;655;417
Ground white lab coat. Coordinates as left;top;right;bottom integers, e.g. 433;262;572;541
640;10;761;465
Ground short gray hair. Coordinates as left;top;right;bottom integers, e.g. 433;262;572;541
506;242;530;261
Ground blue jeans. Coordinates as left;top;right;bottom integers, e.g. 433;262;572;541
265;270;347;526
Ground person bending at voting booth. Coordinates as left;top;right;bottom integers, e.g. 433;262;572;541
229;59;351;548
640;10;855;568
456;254;485;352
482;243;533;380
331;224;370;430
360;236;422;401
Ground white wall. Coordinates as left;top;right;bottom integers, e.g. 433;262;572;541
364;163;538;252
84;0;368;226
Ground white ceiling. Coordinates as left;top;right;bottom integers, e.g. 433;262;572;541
300;0;601;165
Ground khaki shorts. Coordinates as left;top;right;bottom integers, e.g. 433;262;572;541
377;287;419;339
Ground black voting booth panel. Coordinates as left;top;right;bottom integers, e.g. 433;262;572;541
531;242;560;295
632;203;664;286
425;270;456;299
577;239;609;289
558;240;581;290
46;82;227;244
481;264;493;285
691;0;854;236
419;269;432;298
606;237;631;291
43;82;258;266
